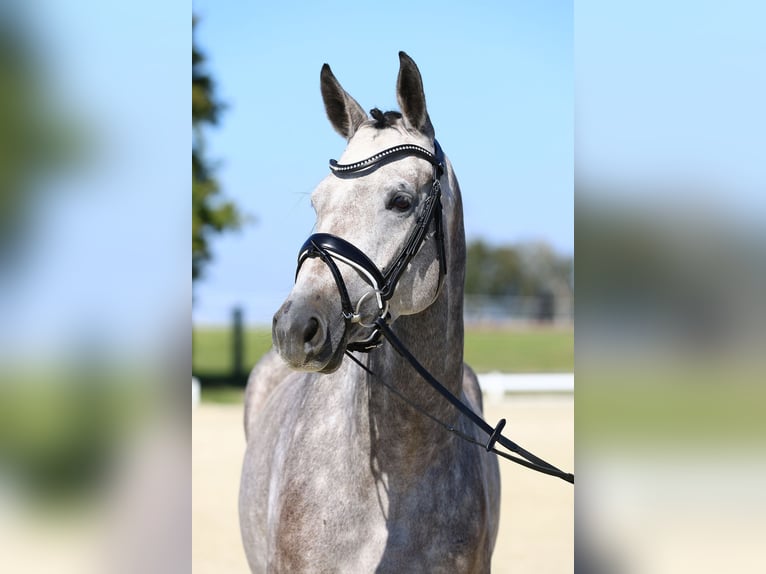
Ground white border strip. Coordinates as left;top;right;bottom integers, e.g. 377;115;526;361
479;372;574;396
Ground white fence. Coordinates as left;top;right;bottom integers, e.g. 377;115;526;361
478;372;574;400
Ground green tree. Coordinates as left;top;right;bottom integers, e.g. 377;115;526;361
465;239;491;295
491;245;525;296
466;239;527;296
192;15;241;282
465;238;572;298
0;12;78;266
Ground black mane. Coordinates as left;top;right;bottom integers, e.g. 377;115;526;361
370;108;402;129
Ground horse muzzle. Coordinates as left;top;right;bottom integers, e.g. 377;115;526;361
272;297;346;373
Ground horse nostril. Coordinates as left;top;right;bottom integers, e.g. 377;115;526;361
303;317;320;343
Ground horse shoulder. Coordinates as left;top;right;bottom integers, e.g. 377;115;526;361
244;347;293;440
461;362;484;414
461;362;502;557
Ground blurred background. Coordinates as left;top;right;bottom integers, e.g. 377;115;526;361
0;1;187;573
1;0;764;572
576;1;766;572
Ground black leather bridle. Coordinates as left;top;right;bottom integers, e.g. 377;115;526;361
296;141;447;352
293;140;574;484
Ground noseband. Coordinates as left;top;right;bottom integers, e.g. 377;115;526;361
295;140;446;352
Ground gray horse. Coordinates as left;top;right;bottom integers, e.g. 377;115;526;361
240;52;500;573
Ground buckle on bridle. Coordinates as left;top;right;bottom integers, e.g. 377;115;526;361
346;290;389;328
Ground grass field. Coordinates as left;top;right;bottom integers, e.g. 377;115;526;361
192;324;574;375
463;327;573;373
192;328;274;374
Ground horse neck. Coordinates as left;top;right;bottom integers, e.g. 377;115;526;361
364;172;466;473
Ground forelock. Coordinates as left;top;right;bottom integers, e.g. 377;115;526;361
369;108;403;129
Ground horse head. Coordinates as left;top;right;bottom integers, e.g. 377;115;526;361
272;52;450;373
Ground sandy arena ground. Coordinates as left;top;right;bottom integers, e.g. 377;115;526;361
192;394;573;573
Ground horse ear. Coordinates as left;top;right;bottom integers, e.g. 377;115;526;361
320;63;367;140
396;51;434;137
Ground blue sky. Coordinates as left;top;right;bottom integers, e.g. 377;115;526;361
192;1;573;324
576;1;766;206
1;1;188;361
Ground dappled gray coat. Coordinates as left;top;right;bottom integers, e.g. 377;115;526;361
240;52;500;573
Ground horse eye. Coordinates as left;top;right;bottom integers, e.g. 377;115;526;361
389;194;413;212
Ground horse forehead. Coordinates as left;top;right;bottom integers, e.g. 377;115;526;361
311;125;436;214
311;159;424;213
310;177;400;238
339;125;432;164
313;172;410;201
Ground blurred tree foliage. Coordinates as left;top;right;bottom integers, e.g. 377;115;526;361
0;11;78;266
193;15;242;282
465;238;573;297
